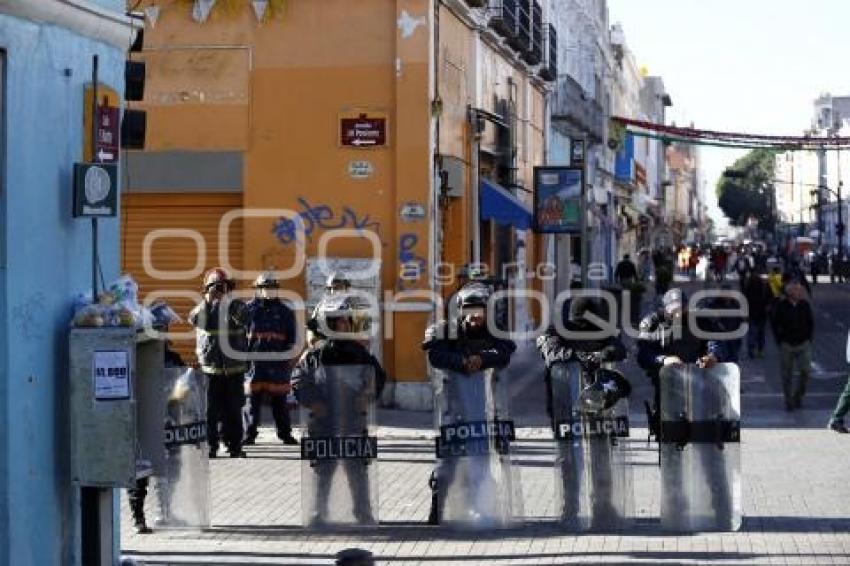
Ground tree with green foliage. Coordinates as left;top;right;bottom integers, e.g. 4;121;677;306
716;148;777;229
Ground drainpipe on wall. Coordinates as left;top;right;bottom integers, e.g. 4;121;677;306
470;29;482;265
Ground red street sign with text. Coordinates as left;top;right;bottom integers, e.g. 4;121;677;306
340;116;387;148
96;105;120;163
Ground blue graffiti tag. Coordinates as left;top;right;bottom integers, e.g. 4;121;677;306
398;233;427;287
272;197;383;244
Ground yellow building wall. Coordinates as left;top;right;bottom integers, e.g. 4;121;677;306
132;0;433;381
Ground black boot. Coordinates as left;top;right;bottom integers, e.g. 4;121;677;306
133;514;152;534
128;479;152;534
427;472;440;525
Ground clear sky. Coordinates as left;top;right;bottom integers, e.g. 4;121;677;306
608;0;850;232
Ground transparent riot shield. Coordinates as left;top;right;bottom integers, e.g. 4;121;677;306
432;367;521;529
299;364;378;527
550;362;633;531
660;362;741;532
154;368;210;529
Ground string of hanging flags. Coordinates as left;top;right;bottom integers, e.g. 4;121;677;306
141;0;286;26
611;116;850;151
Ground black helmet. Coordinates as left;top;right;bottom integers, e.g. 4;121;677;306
578;368;632;413
253;271;279;289
455;282;490;310
325;271;351;291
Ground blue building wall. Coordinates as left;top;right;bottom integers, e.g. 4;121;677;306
0;6;125;564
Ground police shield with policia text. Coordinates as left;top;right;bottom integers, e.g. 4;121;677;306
637;288;741;531
424;283;520;528
292;294;385;527
536;296;633;530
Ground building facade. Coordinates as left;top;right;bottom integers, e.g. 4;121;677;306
775;93;850;251
124;0;549;408
0;1;135;564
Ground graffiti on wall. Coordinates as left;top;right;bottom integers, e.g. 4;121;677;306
397;232;427;288
272;197;383;245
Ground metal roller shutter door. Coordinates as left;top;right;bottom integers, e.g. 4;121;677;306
121;193;243;362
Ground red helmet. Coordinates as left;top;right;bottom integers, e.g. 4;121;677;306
203;267;233;291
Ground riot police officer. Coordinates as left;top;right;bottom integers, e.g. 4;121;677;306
537;296;628;430
306;272;352;347
189;267;249;458
536;296;632;528
127;302;185;533
637;288;727;439
423;283;516;525
244;272;298;445
292;295;386;525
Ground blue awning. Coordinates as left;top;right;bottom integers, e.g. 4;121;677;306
480;178;533;231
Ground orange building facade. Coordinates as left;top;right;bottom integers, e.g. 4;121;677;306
123;0;549;408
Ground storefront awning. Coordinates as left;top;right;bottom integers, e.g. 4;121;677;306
480;178;533;231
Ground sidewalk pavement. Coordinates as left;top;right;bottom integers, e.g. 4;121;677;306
121;422;850;565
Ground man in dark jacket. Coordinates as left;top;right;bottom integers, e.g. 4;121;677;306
771;280;814;410
743;271;772;358
637;288;727;437
244;272;298;446
423;283;516;525
189;267;249;458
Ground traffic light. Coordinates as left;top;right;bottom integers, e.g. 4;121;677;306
122;24;147;149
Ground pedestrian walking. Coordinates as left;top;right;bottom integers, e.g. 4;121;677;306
189;267;249;458
614;254;638;286
733;250;752;291
244;272;299;446
743;271;771;359
827;331;850;434
770;280;814;411
638;250;653;283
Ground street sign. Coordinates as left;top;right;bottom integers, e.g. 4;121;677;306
533;166;584;234
95;105;120;163
571;139;585;165
73;162;118;217
340;113;387;148
400;202;426;222
84;84;121;163
348;160;374;179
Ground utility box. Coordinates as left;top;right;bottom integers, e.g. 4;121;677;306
69;328;165;488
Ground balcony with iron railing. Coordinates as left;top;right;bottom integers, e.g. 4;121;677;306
550;73;606;143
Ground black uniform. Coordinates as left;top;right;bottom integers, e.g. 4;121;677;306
127;345;186;532
189;297;249;457
536;298;629;525
536;298;627;432
637;308;726;437
292;338;386;523
423;319;516;524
